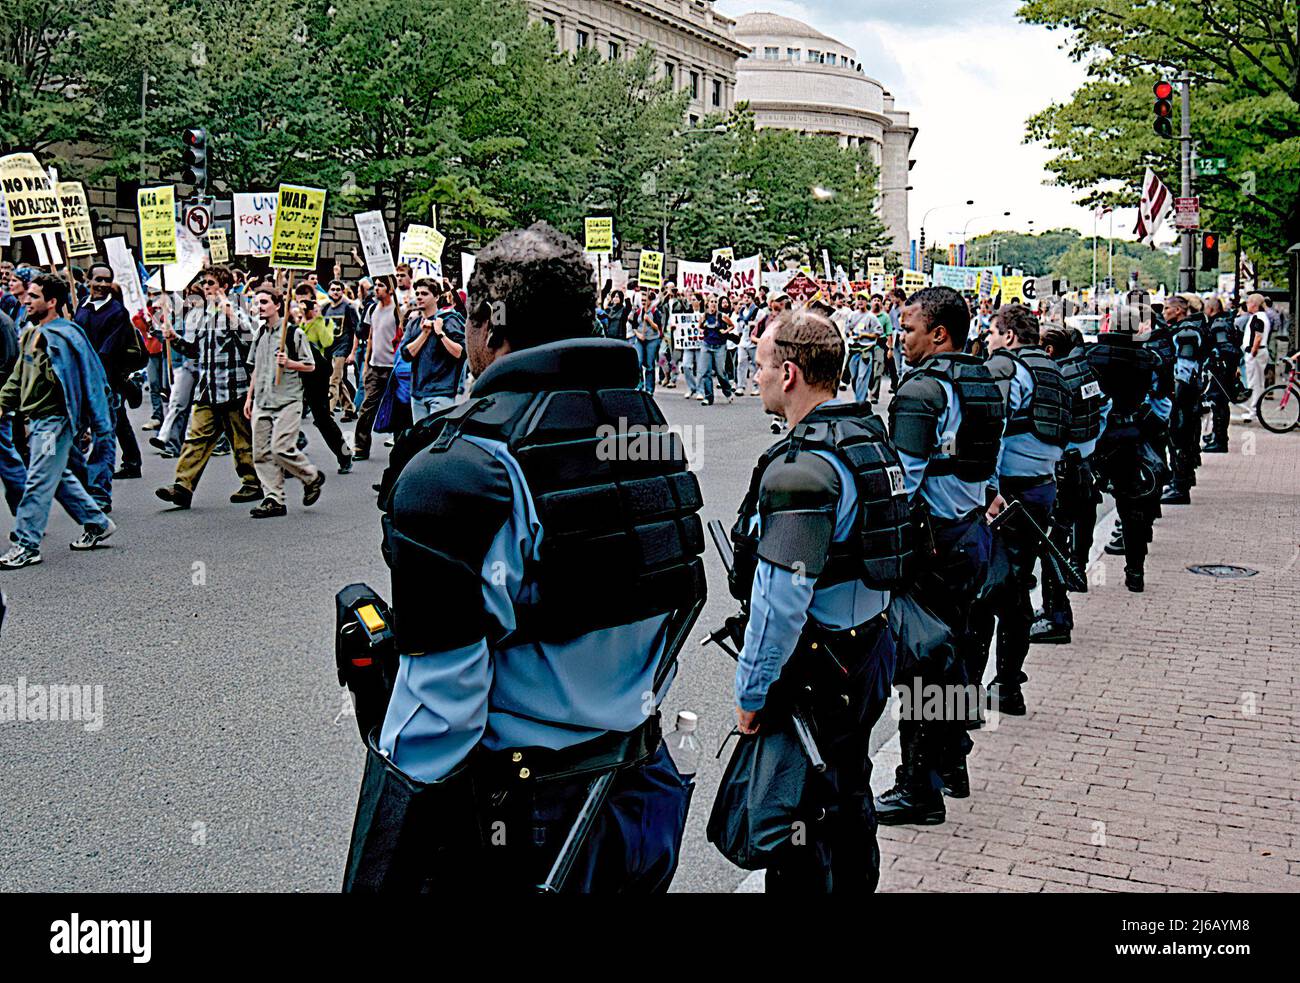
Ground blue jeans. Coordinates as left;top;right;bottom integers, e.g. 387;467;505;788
411;394;456;423
632;336;661;394
700;344;732;402
146;352;167;421
680;348;700;395
86;393;119;509
850;351;873;403
12;416;108;550
0;416;28;514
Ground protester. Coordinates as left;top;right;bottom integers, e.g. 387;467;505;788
403;278;466;422
629;289;661;394
292;286;354;474
351;275;400;460
322;279;360;420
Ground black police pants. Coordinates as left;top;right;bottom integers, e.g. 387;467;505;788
1207;373;1232;446
1041;460;1098;629
969;480;1056;692
767;617;894;895
1168;384;1201;490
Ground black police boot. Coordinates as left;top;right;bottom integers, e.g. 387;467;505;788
1202;440;1228;453
1160;483;1191;505
939;757;970;799
874;726;946;826
1029;616;1071;644
986;680;1026;715
1125;567;1145;593
1104;527;1126;555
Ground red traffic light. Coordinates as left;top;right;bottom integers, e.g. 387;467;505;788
183;128;207;146
1204;233;1217;249
1153;80;1174;100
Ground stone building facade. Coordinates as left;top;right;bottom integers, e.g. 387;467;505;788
731;12;916;255
526;0;751;125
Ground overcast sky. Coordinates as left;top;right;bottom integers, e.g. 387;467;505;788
714;0;1145;247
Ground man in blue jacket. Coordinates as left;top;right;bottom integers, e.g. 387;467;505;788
0;275;116;570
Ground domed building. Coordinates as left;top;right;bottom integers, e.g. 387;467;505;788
732;11;917;254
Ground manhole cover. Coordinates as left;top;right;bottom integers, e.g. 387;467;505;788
1187;564;1259;579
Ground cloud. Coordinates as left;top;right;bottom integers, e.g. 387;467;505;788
717;0;1117;243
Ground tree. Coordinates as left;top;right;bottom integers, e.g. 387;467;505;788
1020;0;1300;275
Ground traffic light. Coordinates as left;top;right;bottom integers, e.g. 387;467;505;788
1201;231;1219;271
1153;81;1174;138
182;127;208;189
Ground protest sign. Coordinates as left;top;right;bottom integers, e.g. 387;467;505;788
785;272;820;301
670;313;701;351
638;250;663;289
584;216;613;253
1000;275;1027;304
270;184;326;270
149;225;206;292
137;186;178;265
104;237;148;320
460;252;476;288
233;193;277;256
978;269;996;299
866;256;886;277
208;228;229;264
902;270;927;292
730;254;761;293
57;182;95;257
0;152;61;238
354;210;396;277
398;224;445;278
0;189;10;246
762;269;795;294
678;259;722;295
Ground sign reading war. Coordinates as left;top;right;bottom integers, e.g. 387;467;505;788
269;185;326;270
0;152;62;238
137;185;178;265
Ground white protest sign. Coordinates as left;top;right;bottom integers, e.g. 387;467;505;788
148;225;206;292
460;252;476;288
678;259;722;295
233;192;277;256
105;237;147;319
762;269;795;294
730;254;761;293
0;189;10;246
354;210;396;277
670;313;701;350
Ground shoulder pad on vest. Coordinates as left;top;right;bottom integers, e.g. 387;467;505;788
984;350;1018;380
385;438;514;653
890;373;946;458
755;450;840;577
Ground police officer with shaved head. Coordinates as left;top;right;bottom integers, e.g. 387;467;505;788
874;286;1005;826
341;222;706;894
721;306;909;892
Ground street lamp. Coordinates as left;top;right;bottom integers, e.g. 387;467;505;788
959;211;1011;265
920;199;974;268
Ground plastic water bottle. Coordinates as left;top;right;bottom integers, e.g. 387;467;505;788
666;710;701;780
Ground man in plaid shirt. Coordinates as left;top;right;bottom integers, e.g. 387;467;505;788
154;267;262;510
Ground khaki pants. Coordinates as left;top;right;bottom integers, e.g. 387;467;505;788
174;401;259;494
252;401;318;504
329;356;349;414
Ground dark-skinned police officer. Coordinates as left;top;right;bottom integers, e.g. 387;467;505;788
1201;295;1243;453
726;307;908;893
1087;293;1166;592
873;286;1004;826
1158;294;1206;505
341;223;706;893
1031;326;1110;645
971;304;1070;716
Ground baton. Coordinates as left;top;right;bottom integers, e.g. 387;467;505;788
990;499;1088;593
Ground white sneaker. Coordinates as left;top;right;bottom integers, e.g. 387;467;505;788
0;544;42;568
70;518;117;551
682;390;693;399
694;392;705;401
725;393;734;404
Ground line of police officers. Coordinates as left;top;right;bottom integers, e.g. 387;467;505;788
333;224;1229;894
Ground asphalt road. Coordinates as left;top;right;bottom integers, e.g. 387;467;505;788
0;381;905;893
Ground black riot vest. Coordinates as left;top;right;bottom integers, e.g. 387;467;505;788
1143;324;1176;397
994;346;1071;448
1057;346;1105;445
1086;333;1157;418
382;339;705;644
1209;314;1238;356
1173;319;1202;363
890;351;1004;482
730;403;912;602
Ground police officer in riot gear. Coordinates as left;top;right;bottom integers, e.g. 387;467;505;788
341;223;707;894
1201;296;1244;453
874;286;1004;826
725;307;908;893
972;304;1070;715
1159;295;1206;504
1087;293;1166;592
1030;326;1109;645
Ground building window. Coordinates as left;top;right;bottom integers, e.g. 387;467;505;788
712;79;722;107
665;61;675;84
787;48;800;62
690;71;699;99
764;46;779;60
608;40;620;60
575;29;589;49
689;114;700;127
808;49;821;63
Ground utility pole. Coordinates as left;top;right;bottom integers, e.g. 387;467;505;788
139;68;149;181
1179;76;1195;291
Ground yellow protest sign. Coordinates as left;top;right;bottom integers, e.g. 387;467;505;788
399;224;446;278
638;250;664;289
902;270;926;292
1000;275;1026;304
584;216;613;253
208;228;229;264
269;184;326;270
57;182;95;257
0;152;62;238
867;256;885;277
137;186;177;265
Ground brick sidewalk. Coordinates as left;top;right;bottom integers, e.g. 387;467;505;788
880;423;1300;892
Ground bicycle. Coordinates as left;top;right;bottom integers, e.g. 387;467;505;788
1257;354;1300;433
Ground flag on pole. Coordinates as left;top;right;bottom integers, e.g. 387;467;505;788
1133;168;1172;245
1093;203;1112;222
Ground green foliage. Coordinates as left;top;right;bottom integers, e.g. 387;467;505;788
1019;0;1300;274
